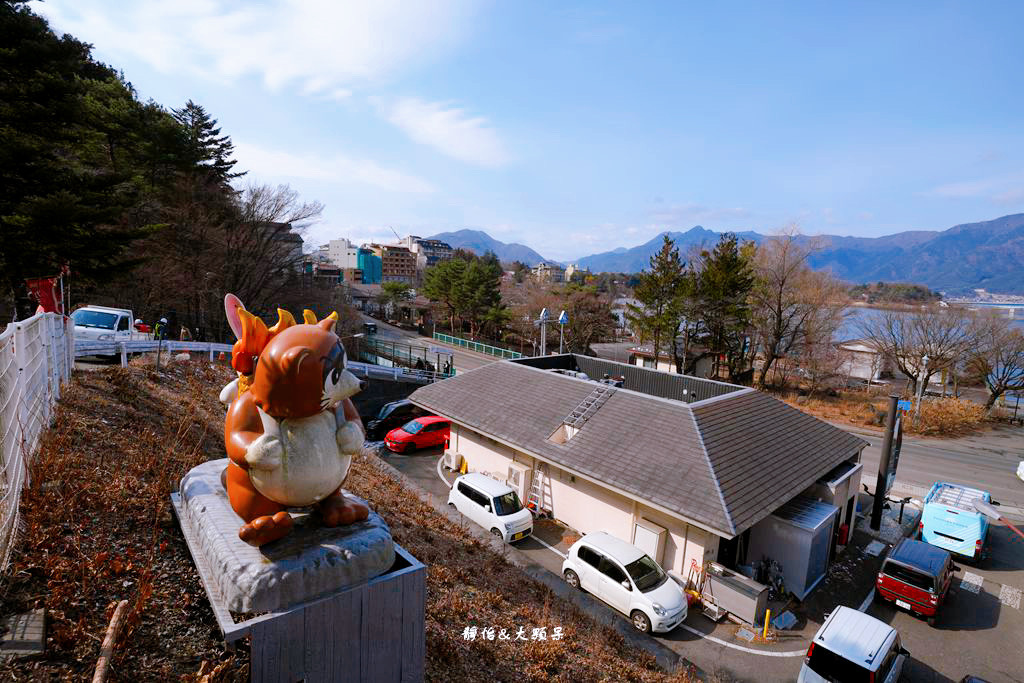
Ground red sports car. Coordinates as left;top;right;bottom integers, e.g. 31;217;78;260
385;416;450;453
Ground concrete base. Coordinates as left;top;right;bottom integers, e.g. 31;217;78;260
0;609;45;658
178;458;394;613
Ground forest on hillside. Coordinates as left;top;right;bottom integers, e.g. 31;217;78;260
0;1;344;339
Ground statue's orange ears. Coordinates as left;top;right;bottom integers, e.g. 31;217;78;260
232;308;270;374
280;346;311;374
318;311;339;332
269;308;296;335
302;309;318;325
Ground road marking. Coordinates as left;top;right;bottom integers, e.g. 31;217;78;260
858;588;875;612
436;455;454;489
999;584;1021;610
677;625;807;657
532;534;567;559
960;571;984;594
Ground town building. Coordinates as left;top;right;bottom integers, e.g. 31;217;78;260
629;342;715;378
532;261;565;283
266;222;304;269
371;244;417;284
325;238;360;269
357;248;382;284
413;238;454;269
564;263;589;282
411;355;866;597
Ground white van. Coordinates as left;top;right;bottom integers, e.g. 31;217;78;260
799;606;908;683
447;472;534;543
561;531;687;634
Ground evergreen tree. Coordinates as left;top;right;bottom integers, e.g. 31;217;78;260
423;259;468;332
626;235;686;364
0;1;160;318
699;234;755;380
171;100;244;185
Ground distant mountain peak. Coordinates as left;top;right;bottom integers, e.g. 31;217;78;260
427;229;548;266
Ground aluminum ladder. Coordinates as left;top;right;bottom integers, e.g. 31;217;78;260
563;383;616;429
526;462;553;516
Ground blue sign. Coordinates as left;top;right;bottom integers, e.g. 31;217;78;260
897;400;913;411
558;310;569;325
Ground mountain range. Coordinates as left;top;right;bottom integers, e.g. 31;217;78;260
432;214;1024;294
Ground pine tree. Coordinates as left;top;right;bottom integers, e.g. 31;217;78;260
626;235;686;365
699;234;755;380
171;100;245;184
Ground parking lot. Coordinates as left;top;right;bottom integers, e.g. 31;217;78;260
378;443;1024;682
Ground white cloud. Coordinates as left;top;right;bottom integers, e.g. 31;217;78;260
926;173;1024;204
649;203;750;226
382;97;511;167
35;0;474;97
234;141;435;194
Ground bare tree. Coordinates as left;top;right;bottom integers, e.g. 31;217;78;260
749;229;846;390
856;306;976;393
967;313;1024;411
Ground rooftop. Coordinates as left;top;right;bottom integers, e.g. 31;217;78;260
410;354;868;538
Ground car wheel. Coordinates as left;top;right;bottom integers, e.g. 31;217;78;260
926;615;936;626
491;529;504;542
564;569;581;590
448;502;456;508
631;610;652;634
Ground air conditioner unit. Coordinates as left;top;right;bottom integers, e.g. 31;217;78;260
506;461;532;501
443;450;462;472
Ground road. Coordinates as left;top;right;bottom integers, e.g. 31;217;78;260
360;315;500;374
852;424;1024;515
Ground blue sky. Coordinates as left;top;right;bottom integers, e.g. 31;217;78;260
35;1;1024;262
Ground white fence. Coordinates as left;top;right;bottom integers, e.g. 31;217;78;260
0;313;73;572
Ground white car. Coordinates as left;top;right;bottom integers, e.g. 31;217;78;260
561;531;687;634
447;472;533;543
799;606;908;683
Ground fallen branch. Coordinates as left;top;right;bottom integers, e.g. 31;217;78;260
92;599;129;683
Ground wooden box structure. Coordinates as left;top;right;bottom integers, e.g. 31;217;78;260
171;493;426;682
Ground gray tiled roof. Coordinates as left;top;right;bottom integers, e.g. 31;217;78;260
409;361;867;537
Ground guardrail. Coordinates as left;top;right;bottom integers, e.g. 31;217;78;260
74;339;445;385
432;333;522;359
0;313;72;573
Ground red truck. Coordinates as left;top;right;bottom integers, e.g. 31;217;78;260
876;538;957;625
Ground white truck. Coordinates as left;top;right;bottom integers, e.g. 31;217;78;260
70;305;148;343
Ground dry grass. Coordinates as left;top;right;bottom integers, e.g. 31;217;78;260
780;390;989;437
1;361;699;682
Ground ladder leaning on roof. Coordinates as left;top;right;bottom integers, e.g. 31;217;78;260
526;462;553;517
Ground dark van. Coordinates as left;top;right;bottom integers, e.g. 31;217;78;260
365;399;426;440
876;538;957;625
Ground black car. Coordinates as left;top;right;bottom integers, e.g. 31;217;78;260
366;399;427;440
363;322;378;335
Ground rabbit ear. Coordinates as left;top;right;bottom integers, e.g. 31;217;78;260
225;294;245;339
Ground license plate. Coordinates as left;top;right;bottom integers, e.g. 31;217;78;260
512;531;525;541
895;599;911;610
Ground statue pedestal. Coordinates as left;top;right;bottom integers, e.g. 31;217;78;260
173;459;425;682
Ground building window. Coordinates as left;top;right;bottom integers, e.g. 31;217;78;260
642;357;656;369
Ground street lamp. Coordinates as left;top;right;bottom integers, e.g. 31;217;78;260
973;499;1024;542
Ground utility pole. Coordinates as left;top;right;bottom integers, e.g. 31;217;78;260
871;395;900;531
913;354;929;426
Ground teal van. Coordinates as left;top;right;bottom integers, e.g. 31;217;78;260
919;482;991;560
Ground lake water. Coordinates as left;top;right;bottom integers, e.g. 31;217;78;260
839;305;1024;340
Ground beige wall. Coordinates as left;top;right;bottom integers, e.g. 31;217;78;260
632;355;714;379
449;424;716;578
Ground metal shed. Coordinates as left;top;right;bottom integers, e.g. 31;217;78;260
747;497;839;600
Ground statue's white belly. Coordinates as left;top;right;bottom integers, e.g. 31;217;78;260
249;411;349;506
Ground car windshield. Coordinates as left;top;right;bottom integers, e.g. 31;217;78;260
72;310;117;329
624;555;667;592
401;420;424;434
379;402;405;419
806;644;871;683
493;492;523;516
